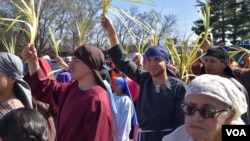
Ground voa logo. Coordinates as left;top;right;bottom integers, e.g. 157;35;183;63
226;129;246;136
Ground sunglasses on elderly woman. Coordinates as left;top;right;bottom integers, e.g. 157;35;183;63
181;103;230;118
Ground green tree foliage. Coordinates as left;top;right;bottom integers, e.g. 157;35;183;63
192;0;250;45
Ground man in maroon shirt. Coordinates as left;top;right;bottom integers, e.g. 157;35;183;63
22;44;113;141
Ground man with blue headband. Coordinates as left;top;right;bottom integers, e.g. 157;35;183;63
102;14;187;141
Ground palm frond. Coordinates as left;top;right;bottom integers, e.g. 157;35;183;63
122;0;154;6
0;0;41;44
198;0;213;46
166;33;201;81
225;45;249;64
49;28;62;57
76;20;89;46
0;36;17;54
102;0;112;14
47;68;64;76
110;7;156;54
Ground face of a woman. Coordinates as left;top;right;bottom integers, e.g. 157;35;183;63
113;82;123;95
0;70;15;95
68;56;91;81
184;94;232;141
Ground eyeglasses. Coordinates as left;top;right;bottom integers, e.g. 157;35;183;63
181;103;230;118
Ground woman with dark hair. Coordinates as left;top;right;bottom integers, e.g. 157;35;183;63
0;52;33;117
0;108;49;141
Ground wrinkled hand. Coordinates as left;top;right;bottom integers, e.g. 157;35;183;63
21;43;38;62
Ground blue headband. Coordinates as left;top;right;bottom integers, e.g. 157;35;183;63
144;45;170;63
144;45;177;77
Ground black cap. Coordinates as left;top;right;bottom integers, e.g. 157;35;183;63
205;46;236;78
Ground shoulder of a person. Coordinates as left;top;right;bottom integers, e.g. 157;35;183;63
162;125;192;141
233;67;250;75
169;76;187;86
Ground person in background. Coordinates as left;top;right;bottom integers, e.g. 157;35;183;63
106;60;119;91
233;67;250;102
132;52;143;69
162;74;247;141
201;46;250;124
102;14;187;141
0;52;33;118
0;52;56;141
128;52;142;140
0;107;50;141
112;77;136;141
40;55;55;80
100;64;112;85
229;57;238;69
243;50;250;68
22;44;113;141
55;56;72;82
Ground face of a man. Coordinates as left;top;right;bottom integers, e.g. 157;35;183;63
145;56;167;77
204;56;226;76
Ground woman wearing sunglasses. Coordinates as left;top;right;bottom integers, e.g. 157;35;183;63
162;74;247;141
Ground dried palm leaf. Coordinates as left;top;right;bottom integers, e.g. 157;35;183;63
0;0;41;44
1;36;17;54
49;28;62;57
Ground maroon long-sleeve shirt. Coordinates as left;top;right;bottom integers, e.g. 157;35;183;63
25;69;113;141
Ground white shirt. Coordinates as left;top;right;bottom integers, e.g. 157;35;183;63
113;93;134;141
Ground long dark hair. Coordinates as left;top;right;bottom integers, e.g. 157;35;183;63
0;108;50;141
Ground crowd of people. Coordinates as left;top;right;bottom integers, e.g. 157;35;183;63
0;14;249;141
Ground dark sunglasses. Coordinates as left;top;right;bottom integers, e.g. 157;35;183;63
181;103;230;118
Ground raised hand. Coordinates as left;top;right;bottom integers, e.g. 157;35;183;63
101;14;119;47
101;14;115;33
21;43;39;75
21;43;38;62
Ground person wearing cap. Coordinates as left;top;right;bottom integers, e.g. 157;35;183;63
112;77;137;141
102;14;187;141
22;44;113;141
0;52;33;118
201;46;250;124
162;74;248;141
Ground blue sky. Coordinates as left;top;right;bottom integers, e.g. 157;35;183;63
110;0;203;40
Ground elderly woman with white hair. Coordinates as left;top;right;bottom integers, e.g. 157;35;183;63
162;74;248;141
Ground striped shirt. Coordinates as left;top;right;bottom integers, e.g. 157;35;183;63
0;98;24;118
